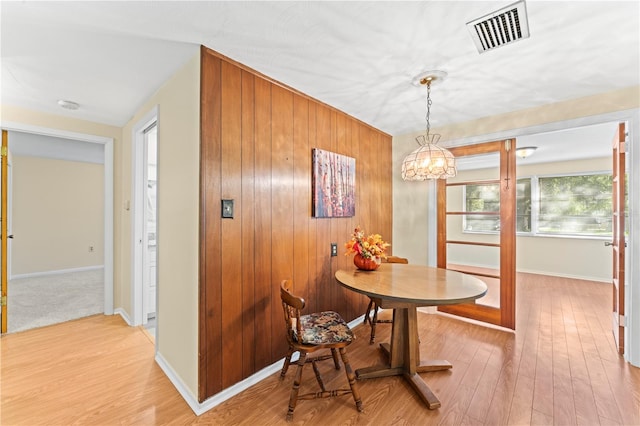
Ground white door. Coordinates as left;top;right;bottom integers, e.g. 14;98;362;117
1;130;8;333
143;123;157;320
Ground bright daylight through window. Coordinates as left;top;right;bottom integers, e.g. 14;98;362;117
463;172;626;238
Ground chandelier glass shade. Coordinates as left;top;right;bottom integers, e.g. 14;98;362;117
401;136;457;180
401;72;456;181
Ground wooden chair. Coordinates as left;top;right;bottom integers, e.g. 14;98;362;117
279;280;363;421
363;255;408;344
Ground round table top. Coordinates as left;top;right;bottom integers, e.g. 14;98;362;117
335;263;488;307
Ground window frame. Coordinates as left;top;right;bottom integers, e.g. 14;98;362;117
463;170;614;240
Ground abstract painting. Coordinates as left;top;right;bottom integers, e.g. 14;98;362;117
312;148;355;218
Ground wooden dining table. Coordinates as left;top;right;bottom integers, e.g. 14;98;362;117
335;263;488;409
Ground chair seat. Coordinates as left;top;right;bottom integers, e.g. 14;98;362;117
297;311;354;345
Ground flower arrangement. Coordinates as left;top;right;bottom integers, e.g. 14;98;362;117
344;226;390;260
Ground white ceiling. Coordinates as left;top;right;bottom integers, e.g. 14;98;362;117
1;1;638;160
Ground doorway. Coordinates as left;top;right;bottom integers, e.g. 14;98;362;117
132;108;158;333
424;112;638;364
0;123;114;334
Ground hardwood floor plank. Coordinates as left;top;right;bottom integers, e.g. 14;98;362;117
571;377;601;426
600;358;640;425
506;374;534;425
585;353;625;423
465;363;502;422
553;371;577;425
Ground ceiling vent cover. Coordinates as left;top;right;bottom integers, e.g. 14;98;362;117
467;0;530;54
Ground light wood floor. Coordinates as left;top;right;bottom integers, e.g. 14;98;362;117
2;273;639;425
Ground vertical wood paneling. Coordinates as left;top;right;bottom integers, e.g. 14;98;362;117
357;124;372;235
314;104;332;313
335;112;352;318
199;46;392;400
347;120;363;315
220;61;243;387
306;102;319;315
253;76;273;370
240;71;256;379
270;85;294;359
199;48;223;400
293;94;310;305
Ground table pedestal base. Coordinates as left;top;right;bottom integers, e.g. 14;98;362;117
355;309;452;410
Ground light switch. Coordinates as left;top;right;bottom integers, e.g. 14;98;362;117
221;199;234;218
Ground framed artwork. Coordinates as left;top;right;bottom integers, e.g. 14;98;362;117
312;148;356;218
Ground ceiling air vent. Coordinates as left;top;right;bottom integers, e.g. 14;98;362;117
466;0;530;54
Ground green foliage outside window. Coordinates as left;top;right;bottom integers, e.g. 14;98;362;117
464;179;530;232
464;172;624;237
538;174;612;235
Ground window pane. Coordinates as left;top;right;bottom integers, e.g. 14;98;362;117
464;179;530;233
516;179;532;232
538;174;612;236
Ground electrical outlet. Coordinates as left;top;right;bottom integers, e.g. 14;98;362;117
331;243;338;257
89;246;94;252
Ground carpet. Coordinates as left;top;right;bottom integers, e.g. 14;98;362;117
7;269;104;333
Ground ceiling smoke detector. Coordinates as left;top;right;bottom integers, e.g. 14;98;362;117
467;0;530;54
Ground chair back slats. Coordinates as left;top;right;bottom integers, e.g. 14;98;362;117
281;280;305;343
385;255;409;264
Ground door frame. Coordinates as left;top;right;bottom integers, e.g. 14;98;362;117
436;139;516;329
131;106;158;326
611;122;626;355
0;121;114;316
426;108;639;365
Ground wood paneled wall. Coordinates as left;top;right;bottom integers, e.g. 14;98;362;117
199;46;392;401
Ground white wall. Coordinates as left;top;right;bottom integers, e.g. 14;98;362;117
11;156;104;276
121;52;200;399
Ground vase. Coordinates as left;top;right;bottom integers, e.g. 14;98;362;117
353;254;380;271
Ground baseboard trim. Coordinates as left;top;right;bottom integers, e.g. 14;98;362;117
516;269;609;283
10;265;104;280
449;262;609;284
153;315;367;416
114;308;132;326
155;350;283;416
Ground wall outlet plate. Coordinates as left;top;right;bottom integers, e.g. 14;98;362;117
331;243;338;257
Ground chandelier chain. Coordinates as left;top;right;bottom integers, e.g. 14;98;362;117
425;80;432;138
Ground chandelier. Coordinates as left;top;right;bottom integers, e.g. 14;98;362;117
401;71;456;180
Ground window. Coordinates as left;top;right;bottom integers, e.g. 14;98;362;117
538;174;612;236
464;172;616;238
464;179;531;233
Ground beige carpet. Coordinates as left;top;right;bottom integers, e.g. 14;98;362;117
7;269;103;333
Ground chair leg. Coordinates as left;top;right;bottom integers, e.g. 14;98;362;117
369;303;378;344
339;347;363;412
280;347;294;379
286;351;307;421
363;299;374;325
311;359;326;391
330;348;341;370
